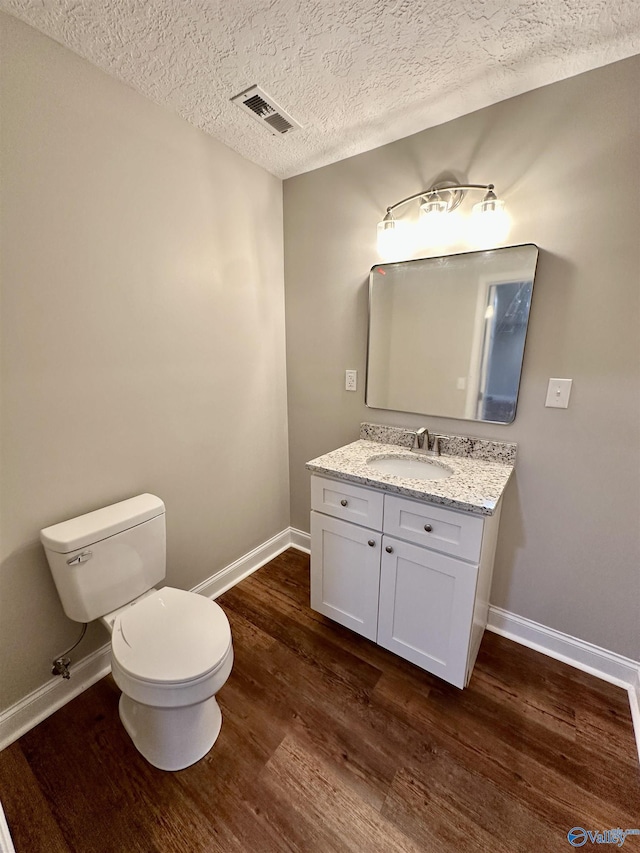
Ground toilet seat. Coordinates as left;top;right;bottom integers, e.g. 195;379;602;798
111;587;232;685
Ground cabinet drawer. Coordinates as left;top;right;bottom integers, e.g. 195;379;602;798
384;495;483;562
311;475;384;530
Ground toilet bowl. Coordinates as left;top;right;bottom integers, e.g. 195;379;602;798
40;494;234;772
105;587;233;771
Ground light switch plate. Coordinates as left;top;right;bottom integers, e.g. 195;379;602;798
545;378;572;408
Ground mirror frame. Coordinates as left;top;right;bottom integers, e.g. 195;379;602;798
365;243;539;424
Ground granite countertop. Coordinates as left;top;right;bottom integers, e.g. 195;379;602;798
306;438;514;516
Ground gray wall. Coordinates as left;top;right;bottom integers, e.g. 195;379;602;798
284;57;640;660
0;13;289;711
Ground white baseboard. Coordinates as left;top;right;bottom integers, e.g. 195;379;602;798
487;605;640;688
629;669;640;763
192;528;293;600
289;527;311;553
487;605;640;763
0;644;111;752
0;802;16;853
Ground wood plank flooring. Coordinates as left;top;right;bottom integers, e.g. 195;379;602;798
1;548;638;852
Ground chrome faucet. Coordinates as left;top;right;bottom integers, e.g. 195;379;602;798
411;427;428;452
411;427;440;456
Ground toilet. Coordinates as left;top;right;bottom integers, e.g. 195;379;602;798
40;494;233;772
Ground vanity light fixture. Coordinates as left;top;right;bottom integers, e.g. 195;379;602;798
377;181;509;259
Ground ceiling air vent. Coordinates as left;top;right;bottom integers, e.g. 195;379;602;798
231;85;301;136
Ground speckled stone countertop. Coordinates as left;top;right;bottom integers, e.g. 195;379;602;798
306;428;516;516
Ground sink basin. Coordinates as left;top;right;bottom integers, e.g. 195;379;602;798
367;456;452;481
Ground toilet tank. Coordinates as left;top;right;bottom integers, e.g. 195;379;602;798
40;494;166;623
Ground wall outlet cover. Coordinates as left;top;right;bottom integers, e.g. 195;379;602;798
345;369;357;391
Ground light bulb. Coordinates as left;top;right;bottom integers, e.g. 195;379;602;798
376;219;414;260
469;198;510;246
418;207;460;249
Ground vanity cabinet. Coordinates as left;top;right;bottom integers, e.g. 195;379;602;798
310;474;501;688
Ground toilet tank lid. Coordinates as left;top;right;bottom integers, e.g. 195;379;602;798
40;494;165;554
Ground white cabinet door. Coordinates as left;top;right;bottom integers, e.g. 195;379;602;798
310;511;381;641
378;536;478;688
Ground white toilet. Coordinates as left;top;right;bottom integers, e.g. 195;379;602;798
40;494;233;772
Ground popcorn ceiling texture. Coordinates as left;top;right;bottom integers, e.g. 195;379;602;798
2;0;640;178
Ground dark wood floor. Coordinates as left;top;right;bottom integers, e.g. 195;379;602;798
1;549;638;852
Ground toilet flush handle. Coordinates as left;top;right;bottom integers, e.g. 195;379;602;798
66;550;92;566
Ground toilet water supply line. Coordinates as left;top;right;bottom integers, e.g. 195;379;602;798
52;623;87;679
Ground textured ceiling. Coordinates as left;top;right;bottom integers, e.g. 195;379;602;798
2;0;640;178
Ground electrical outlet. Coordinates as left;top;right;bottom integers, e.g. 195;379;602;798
545;378;572;408
345;369;357;391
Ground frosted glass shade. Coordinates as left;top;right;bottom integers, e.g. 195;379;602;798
377;219;413;260
469;198;510;246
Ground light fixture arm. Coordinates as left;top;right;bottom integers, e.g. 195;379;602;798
376;178;508;259
385;183;496;217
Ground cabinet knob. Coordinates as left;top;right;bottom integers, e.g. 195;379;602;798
340;499;348;507
368;539;375;547
385;545;393;553
424;524;433;533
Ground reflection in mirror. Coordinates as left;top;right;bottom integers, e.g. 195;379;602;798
366;244;539;424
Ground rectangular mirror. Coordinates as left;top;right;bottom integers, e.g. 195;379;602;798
366;244;539;424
